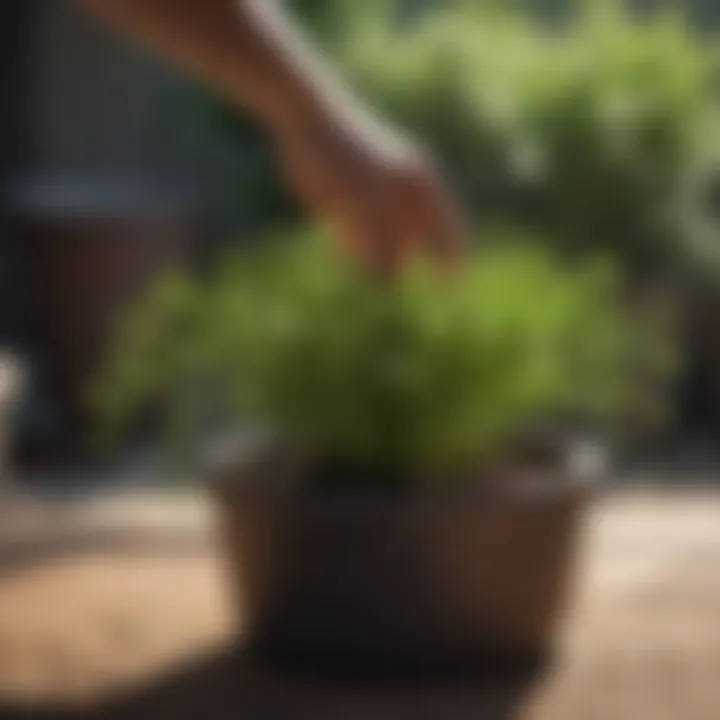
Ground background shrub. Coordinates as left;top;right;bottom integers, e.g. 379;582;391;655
185;2;720;284
339;2;720;280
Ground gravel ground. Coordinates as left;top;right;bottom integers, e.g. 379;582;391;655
0;487;718;719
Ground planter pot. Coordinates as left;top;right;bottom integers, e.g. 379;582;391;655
211;446;595;671
14;181;197;462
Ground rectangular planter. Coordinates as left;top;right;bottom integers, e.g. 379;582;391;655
212;451;593;672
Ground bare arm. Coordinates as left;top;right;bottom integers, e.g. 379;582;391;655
81;0;465;274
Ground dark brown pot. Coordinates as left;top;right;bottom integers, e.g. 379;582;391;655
211;449;594;671
19;199;196;461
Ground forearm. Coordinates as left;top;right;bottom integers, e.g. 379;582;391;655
81;0;358;136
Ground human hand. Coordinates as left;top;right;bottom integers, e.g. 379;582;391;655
275;110;467;277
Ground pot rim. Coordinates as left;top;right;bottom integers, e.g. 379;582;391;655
206;430;603;510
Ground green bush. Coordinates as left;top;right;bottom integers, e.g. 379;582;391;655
338;3;720;279
185;3;720;279
93;231;671;481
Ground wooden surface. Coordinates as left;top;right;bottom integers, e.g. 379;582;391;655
0;489;719;719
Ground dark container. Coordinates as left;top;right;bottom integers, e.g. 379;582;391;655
211;445;595;671
14;180;197;462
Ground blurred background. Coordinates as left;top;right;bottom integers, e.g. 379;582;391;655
2;2;720;715
4;0;720;475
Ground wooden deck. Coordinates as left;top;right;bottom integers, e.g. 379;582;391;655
0;488;718;719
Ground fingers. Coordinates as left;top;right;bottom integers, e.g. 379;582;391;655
342;207;403;280
394;163;468;275
421;164;468;272
426;186;468;276
279;127;467;279
342;165;467;280
367;185;406;280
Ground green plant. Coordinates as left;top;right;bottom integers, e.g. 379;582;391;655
338;2;720;279
182;3;720;278
93;230;672;481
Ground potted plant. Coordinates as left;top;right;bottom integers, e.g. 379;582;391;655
93;232;670;670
